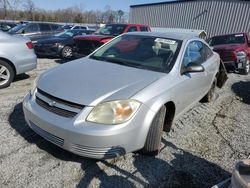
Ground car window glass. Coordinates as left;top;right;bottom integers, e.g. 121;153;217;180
203;44;213;59
140;26;148;31
39;24;51;32
25;24;39;33
91;35;181;73
183;41;204;66
74;26;80;29
128;26;137;32
51;25;59;30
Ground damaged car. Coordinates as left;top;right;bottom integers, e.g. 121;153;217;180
23;32;227;159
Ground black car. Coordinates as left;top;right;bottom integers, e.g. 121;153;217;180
34;29;90;58
0;22;17;32
8;23;63;43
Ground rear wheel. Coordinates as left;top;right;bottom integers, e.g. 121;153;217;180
61;46;73;59
141;105;166;155
0;60;14;89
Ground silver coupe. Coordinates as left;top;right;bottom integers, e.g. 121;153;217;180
23;32;221;159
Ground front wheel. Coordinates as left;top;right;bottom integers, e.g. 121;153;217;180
141;105;166;155
61;46;73;59
242;59;250;75
201;77;217;103
0;60;14;89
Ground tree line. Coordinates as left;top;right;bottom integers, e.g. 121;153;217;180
0;0;127;24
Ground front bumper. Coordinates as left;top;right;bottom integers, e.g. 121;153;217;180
34;45;63;57
223;60;245;70
23;92;155;159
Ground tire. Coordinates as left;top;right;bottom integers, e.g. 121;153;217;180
141;105;166;155
202;78;217;103
0;60;14;89
61;46;73;59
242;59;250;75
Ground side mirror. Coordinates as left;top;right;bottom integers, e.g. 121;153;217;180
182;63;205;74
22;30;25;34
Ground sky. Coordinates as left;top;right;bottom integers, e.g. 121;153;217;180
32;0;169;12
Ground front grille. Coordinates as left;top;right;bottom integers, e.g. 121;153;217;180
30;121;64;147
75;40;101;55
36;88;84;118
36;97;77;118
215;50;236;62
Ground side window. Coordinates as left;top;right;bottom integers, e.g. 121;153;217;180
80;26;87;30
128;26;138;32
140;26;149;32
203;44;213;59
183;41;204;66
39;24;51;32
25;24;39;33
74;26;80;29
51;25;59;30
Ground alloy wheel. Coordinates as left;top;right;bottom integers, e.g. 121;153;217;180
0;65;10;86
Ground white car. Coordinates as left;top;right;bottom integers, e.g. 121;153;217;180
0;31;37;88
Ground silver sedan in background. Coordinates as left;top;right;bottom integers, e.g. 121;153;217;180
23;32;221;159
0;31;37;88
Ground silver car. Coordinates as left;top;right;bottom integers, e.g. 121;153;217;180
23;32;220;159
0;31;37;88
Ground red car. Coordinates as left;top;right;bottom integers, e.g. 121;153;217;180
73;23;151;56
208;32;250;74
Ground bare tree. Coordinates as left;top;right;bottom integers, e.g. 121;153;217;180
117;10;124;23
0;0;10;19
23;0;35;20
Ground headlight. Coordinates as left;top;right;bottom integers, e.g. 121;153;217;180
236;51;246;57
86;100;141;125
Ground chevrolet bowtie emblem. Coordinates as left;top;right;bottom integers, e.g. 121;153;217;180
48;101;56;107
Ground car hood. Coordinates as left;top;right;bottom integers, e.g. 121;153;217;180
37;37;70;44
37;58;164;106
74;35;113;42
212;44;245;52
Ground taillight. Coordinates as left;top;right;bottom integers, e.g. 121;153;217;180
26;42;33;49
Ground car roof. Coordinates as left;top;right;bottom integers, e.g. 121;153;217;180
123;31;199;41
211;32;247;38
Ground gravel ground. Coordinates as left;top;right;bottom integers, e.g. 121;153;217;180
0;58;249;188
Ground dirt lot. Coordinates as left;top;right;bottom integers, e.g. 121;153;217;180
0;58;249;188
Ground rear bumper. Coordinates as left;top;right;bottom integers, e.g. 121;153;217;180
15;53;37;75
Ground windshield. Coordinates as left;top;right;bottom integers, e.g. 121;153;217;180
55;31;74;38
95;24;126;36
90;34;182;73
209;34;246;46
8;24;25;33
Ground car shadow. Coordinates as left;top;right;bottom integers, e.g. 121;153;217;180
8;103;231;187
231;80;250;105
54;58;74;64
13;73;30;82
77;139;230;188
